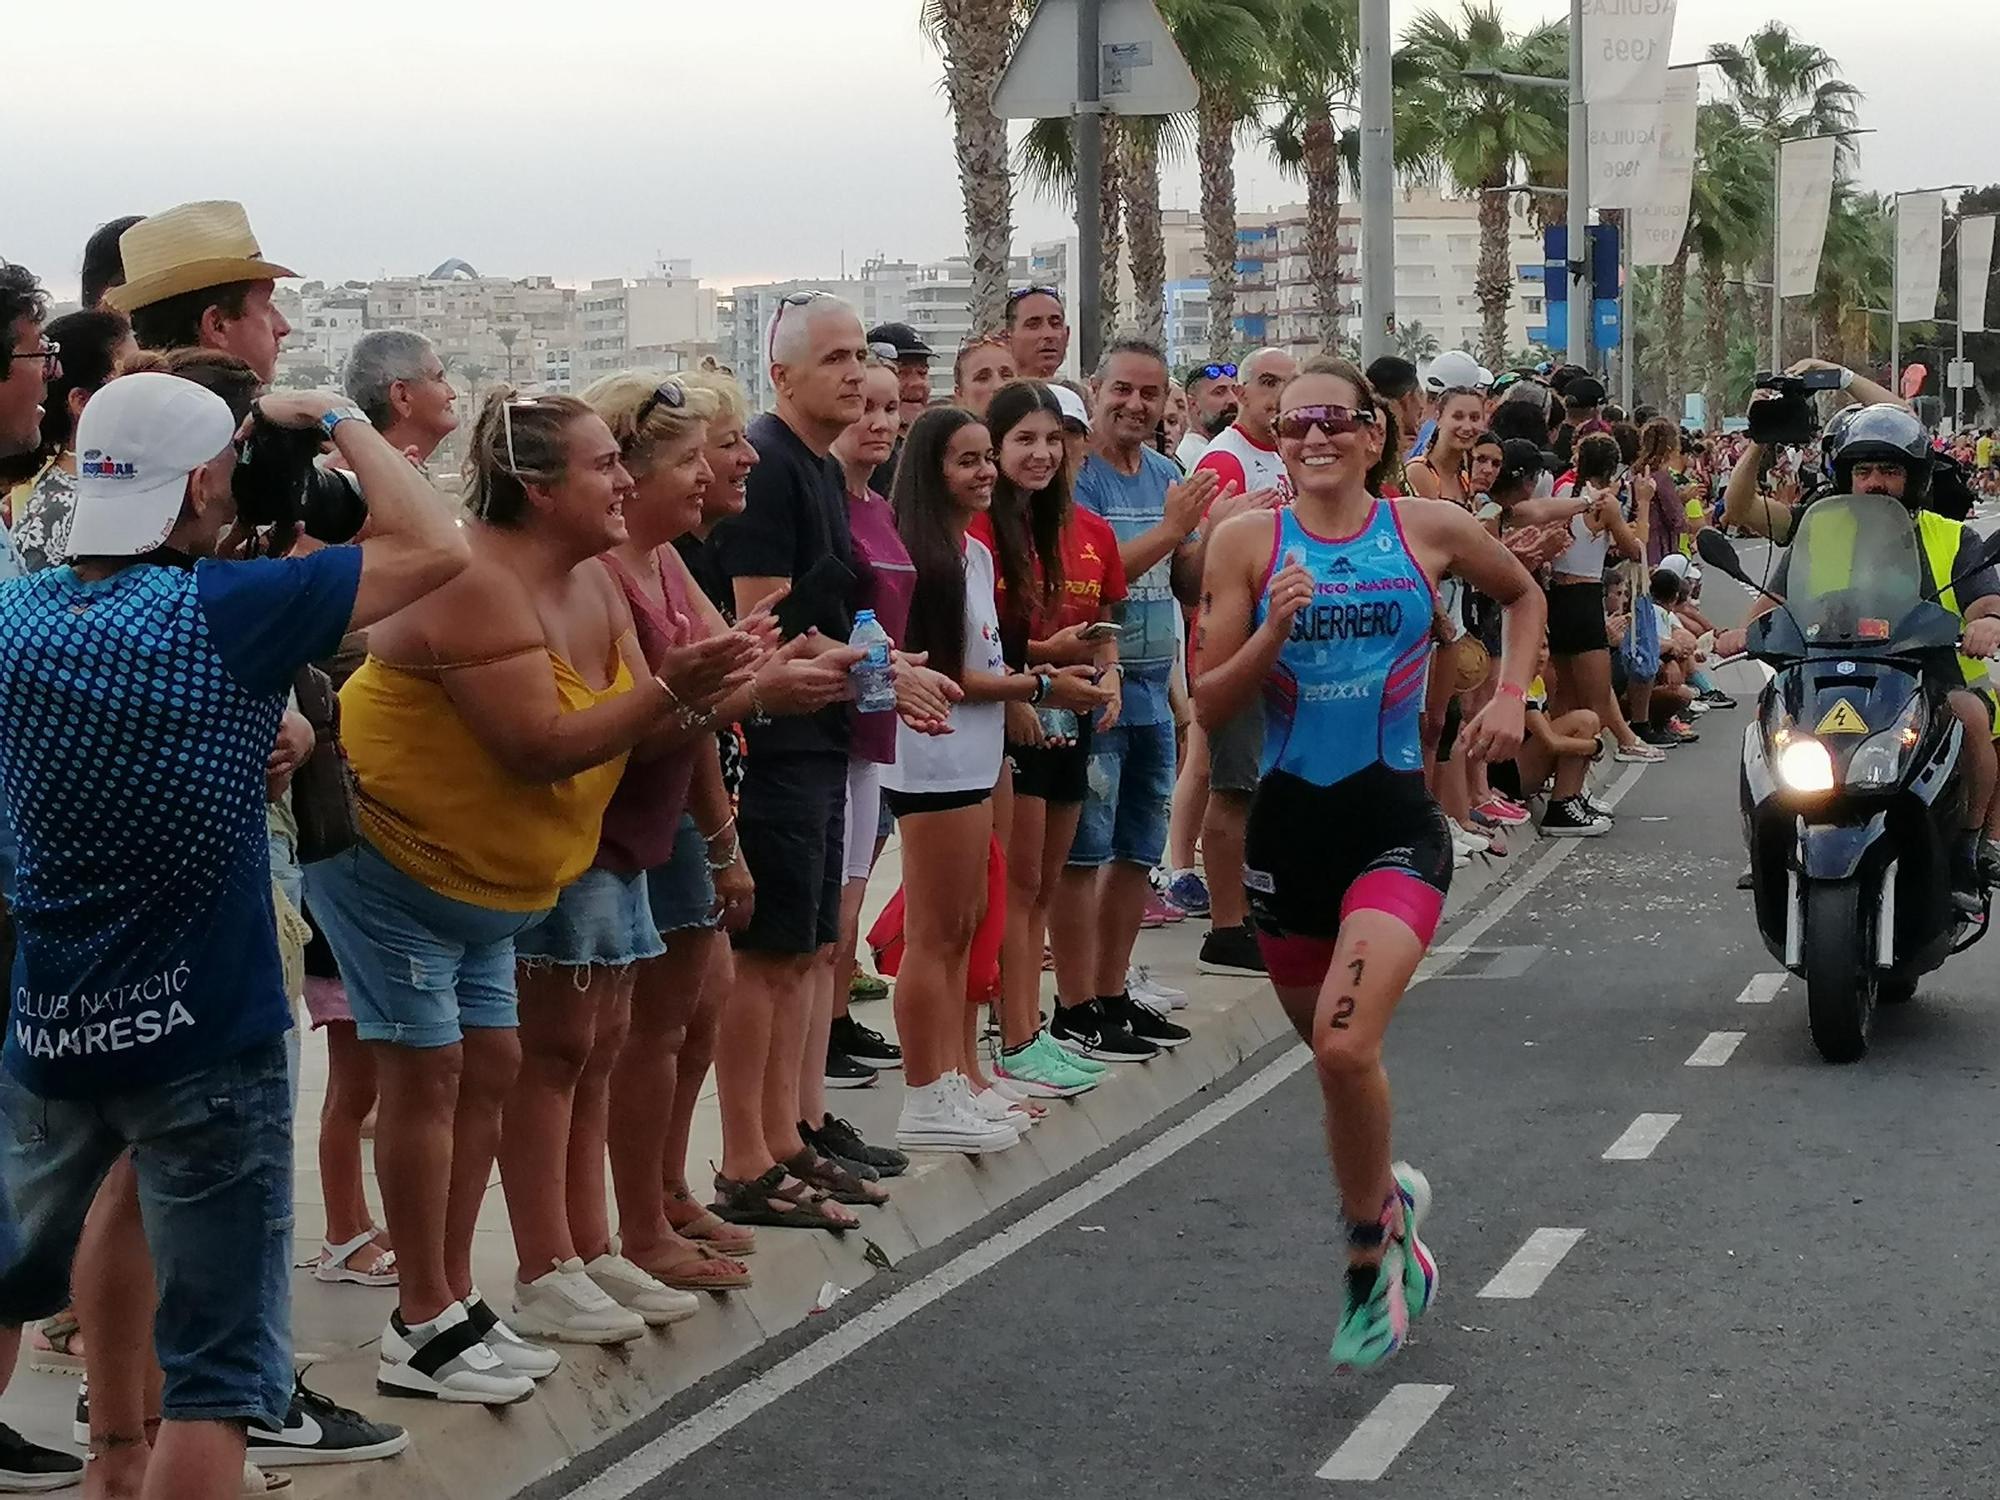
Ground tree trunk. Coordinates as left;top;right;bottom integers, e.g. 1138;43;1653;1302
1302;106;1343;353
1121;124;1167;347
1661;238;1689;419
1701;254;1728;431
934;0;1017;336
1816;301;1843;370
1197;91;1239;361
1099;115;1126;357
1475;175;1512;372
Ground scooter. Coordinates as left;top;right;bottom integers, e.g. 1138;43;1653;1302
1698;495;1997;1063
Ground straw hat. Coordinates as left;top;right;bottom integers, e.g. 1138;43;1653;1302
103;201;297;314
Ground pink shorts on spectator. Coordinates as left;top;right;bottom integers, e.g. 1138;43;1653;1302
303;975;354;1029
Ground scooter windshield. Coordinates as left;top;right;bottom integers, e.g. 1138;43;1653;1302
1782;493;1927;647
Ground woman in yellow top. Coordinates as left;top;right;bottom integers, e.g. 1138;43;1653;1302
307;387;763;1403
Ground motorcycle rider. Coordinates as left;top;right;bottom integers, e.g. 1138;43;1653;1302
1735;404;2000;909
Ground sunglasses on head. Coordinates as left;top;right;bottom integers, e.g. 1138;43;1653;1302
634;378;686;430
766;289;832;361
1189;362;1237;384
1007;284;1062;305
1277;405;1379;442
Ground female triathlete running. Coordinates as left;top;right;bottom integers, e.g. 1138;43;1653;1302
1194;357;1545;1369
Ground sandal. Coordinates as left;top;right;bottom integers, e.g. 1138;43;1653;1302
27;1311;84;1376
783;1147;889;1207
244;1460;292;1495
666;1185;756;1256
638;1240;753;1291
314;1229;398;1287
711;1166;853;1233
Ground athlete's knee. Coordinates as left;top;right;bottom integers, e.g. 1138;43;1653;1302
1312;1017;1382;1080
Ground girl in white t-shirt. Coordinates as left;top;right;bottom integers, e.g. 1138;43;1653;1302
885;407;1106;1154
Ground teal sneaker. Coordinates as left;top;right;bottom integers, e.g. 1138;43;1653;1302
1392;1162;1438;1319
994;1035;1099;1098
1327;1243;1410;1371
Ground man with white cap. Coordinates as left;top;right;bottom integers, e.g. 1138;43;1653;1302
0;371;466;1499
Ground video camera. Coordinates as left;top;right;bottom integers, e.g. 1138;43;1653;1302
1746;368;1845;446
233;408;367;545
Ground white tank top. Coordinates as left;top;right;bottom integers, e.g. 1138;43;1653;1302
1552;482;1611;578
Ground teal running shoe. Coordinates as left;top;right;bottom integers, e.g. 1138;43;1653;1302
994;1035;1099;1098
1327;1243;1410;1371
1392;1162;1438;1319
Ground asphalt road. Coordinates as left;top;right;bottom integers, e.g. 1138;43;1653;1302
544;559;2000;1500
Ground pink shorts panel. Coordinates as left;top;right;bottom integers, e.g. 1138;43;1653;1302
1256;931;1339;989
1339;869;1445;947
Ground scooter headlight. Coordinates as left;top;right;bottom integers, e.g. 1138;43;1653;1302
1848;695;1926;788
1774;734;1836;793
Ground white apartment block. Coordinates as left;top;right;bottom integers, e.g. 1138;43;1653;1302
363;262;578;393
723;258;921;411
579;262;722;384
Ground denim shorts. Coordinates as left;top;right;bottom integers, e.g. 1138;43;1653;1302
305;840;547;1049
1068;719;1176;870
516;868;666;969
0;1038;294;1432
647;815;718;935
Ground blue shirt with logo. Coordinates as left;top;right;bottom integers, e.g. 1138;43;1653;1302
0;549;361;1098
1074;447;1188;728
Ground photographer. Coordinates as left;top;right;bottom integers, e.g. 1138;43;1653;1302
1723;359;1909;544
0;369;466;1500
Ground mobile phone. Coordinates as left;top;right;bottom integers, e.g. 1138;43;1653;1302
1077;622;1122;642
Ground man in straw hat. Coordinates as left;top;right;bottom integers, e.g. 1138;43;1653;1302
107;201;296;383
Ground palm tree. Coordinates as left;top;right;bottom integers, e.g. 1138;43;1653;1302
1394;321;1442;362
1265;0;1361;352
924;0;1027;336
1707;22;1864;366
1810;183;1893;369
1683;100;1770;428
1395;2;1566;371
1164;0;1282;358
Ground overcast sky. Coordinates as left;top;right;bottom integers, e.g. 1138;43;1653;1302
4;0;1987;300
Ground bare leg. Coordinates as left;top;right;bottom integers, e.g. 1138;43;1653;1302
1090;861;1154;998
892;801;994;1086
764;948;824;1166
1168;723;1210;873
77;1160;158;1499
664;936;727;1198
1561;648;1639;749
567;973;634;1263
714;952;782;1183
1048;864;1101;1009
1203;790;1252;930
446;1027;521;1301
139;1420;244;1500
612;937;705;1261
1000;790;1050;1050
318;1022;384;1262
797;945;837;1136
373;1041;463;1324
497;967;603;1281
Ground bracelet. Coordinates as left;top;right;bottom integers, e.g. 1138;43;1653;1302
748;680;769;726
654;673;682;709
702;816;737;848
1498;680;1527;702
707;842;739;872
1029;672;1052;706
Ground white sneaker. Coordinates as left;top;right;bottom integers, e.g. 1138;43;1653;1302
973;1078;1039;1126
511;1258;647;1345
584;1246;701;1327
1127;964;1187;1010
377;1302;535;1405
1450;821;1489;856
896;1075;1019;1153
462;1290;561;1378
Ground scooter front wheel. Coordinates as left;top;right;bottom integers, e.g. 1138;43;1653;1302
1803;880;1875;1063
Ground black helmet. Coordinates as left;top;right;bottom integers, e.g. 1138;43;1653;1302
1828;403;1932;504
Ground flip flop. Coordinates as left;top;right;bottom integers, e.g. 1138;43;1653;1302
666;1187;756;1256
645;1242;753;1291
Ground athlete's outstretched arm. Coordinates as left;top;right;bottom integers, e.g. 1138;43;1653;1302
1425;504;1546;763
1191;511;1293;731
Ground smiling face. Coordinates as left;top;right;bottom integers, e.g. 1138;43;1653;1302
1276;371;1385;500
0;315;50;457
1092;350;1168;452
539;413;636;553
626;422;712;548
997;406;1063;495
697;414;759;525
941;421;996;519
832;365;901;478
1438;392;1485;454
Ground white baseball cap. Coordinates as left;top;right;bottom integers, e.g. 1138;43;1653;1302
65;372;238;559
1050;383;1091;431
1422;350;1490;394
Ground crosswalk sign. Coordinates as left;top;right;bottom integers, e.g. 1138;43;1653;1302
1815;699;1869;735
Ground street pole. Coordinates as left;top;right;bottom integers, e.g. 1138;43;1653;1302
1565;0;1590;369
1618;217;1633;409
1890;194;1901;398
1956;319;1966;430
1358;0;1395;365
1075;0;1103;376
1770;176;1783;373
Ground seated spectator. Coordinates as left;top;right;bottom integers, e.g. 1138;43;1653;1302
1512;642;1609;837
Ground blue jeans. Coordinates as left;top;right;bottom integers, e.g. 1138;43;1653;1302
306;840;546;1049
0;1038;294;1431
1067;719;1176;870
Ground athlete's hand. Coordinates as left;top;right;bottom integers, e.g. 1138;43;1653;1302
1164;468;1223;536
1963;617;2000;658
1260;562;1314;641
1460;693;1526;764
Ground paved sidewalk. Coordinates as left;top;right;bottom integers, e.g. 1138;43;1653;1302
0;796;1564;1499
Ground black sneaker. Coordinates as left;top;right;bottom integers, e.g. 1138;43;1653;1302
1197;923;1267;977
824;1048;878;1090
1540;797;1610;838
1702;689;1738;709
1106;991;1190;1049
807;1113;908;1177
830;1014;902;1070
248;1377;410;1467
1049;998;1158;1061
1635;724;1679;748
0;1421;81;1491
1579;793;1614;823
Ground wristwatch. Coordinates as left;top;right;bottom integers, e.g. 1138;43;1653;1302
319;406;369;439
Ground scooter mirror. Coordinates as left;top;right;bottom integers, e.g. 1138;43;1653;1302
1697;527;1751;585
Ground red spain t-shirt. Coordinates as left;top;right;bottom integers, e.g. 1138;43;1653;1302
969;505;1129;642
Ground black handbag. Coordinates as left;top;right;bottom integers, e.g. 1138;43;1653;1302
290;663;362;864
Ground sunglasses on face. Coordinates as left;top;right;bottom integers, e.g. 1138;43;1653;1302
1277;405;1379;442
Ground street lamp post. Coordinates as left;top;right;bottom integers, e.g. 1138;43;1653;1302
1359;0;1395;365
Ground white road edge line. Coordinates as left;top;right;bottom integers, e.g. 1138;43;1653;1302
1685;1030;1746;1067
564;767;1612;1499
1734;973;1785;1005
1603;1112;1680;1161
1316;1384;1456;1482
1476;1228;1587;1300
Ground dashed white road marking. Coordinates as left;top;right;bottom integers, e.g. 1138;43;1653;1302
1477;1228;1587;1300
1316;1384;1455;1481
1685;1030;1746;1067
1734;973;1785;1005
1603;1112;1680;1160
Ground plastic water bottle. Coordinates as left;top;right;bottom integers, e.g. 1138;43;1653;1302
849;609;897;714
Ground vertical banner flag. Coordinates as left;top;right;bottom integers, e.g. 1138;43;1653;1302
1894;192;1944;324
1776;136;1839;297
1632;69;1701;266
1583;0;1681;210
1959;215;1996;335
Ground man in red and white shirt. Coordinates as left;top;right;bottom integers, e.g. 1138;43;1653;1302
1173;347;1294;978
